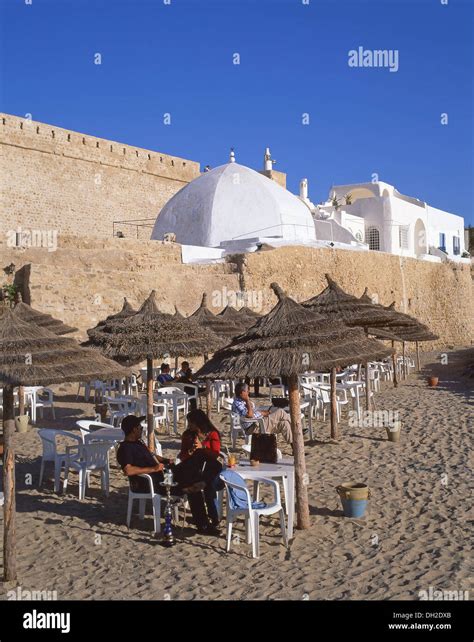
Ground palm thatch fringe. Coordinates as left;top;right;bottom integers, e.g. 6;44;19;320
189;293;242;339
0;307;128;386
197;283;393;379
303;274;411;328
13;296;78;335
85;291;224;365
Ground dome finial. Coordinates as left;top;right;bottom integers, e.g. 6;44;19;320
229;148;236;163
264;147;275;171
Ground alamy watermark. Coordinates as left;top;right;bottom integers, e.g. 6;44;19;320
348;46;399;73
348;410;400;429
6;226;58;252
418;587;469;601
212;286;263;312
6;586;58;600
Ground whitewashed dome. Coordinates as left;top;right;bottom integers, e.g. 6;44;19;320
151;162;316;247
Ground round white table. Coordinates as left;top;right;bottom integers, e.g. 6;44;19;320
86;427;124;442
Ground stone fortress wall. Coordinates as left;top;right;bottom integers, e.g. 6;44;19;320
1;235;472;349
0;113;200;240
0;113;472;350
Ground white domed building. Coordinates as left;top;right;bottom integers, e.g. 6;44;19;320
151;150;320;259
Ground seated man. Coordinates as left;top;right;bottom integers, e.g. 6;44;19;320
232;382;293;444
116;415;219;535
175;360;192;380
157;363;174;386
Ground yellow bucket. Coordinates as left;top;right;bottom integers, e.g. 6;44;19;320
336;482;370;501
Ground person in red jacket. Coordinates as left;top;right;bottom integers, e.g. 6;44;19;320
179;409;224;528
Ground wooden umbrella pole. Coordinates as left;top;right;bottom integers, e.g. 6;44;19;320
18;384;25;416
3;384;17;581
330;367;338;440
146;357;155;451
365;361;370;410
205;380;212;418
392;341;398;388
288;374;310;530
416;341;421;372
174;356;179;373
402;342;407;380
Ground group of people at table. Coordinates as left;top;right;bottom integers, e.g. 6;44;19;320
116;363;296;537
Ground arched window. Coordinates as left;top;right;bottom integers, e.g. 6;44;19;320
356;231;363;242
367;227;380;251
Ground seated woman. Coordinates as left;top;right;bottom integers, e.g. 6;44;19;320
116;415;217;536
178;409;224;529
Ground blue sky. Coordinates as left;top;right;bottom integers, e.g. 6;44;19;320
1;0;473;224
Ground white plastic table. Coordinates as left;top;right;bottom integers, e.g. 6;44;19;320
86;427;124;442
234;458;296;540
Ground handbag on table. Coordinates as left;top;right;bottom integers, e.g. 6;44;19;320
250;433;278;464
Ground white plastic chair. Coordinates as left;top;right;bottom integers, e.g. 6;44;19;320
221;397;234;412
25;387;55;423
156;388;187;433
220;470;288;558
126;473;185;534
38;429;82;492
368;368;381;392
229;411;253;448
139;394;169;432
104;396;130;427
314;385;349;423
211;380;231;413
268;377;286;399
173;383;198;409
63;441;111;500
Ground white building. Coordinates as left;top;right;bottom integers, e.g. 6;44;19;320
321;181;467;262
151;148;467;264
151;150;362;261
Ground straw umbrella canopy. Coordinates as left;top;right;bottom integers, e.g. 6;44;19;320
303;275;406;328
12;294;79;415
173;304;185;319
196;282;392;530
84;290;224;449
304;275;413;399
237;307;260;327
189;294;242;342
0;306;129;582
360;291;439;373
86;297;137;339
218;305;258;333
13;295;78;336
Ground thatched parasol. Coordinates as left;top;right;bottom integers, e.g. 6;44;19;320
13;295;78;336
12;294;80;414
84;291;224;449
196;282;392;531
86;297;137;339
303;275;409;329
173;304;185;319
189;294;242;341
218;305;259;333
304;276;413;398
238;306;261;320
361;290;439;374
0;306;129;582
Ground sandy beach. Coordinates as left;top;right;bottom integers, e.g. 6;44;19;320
1;347;472;601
